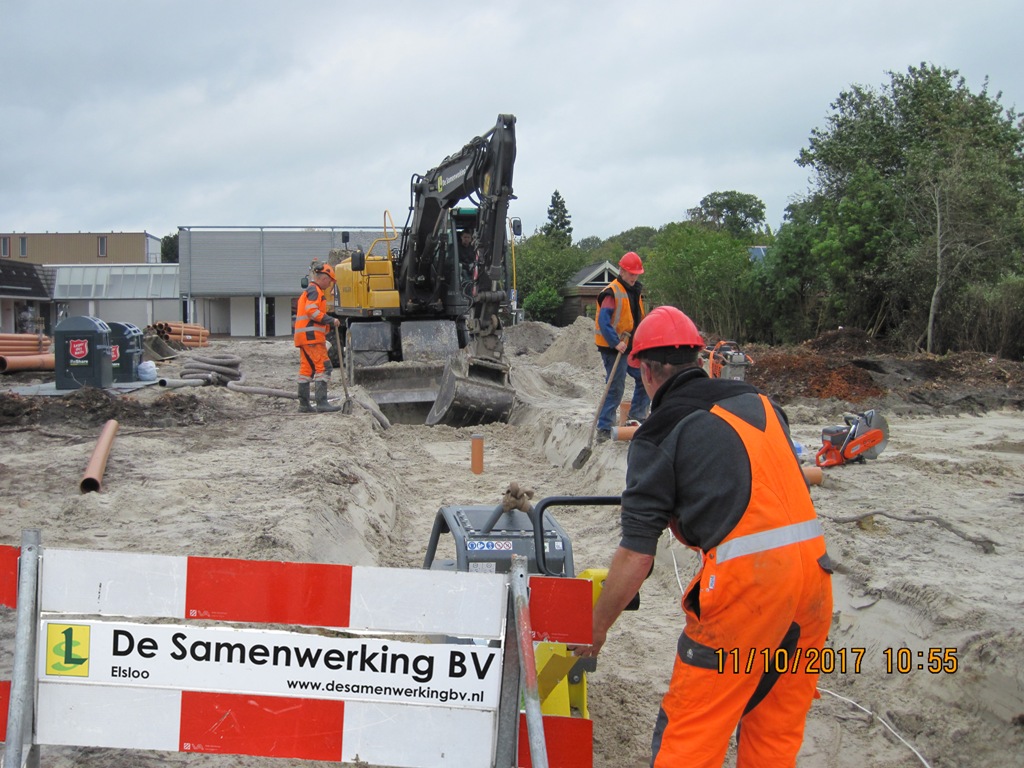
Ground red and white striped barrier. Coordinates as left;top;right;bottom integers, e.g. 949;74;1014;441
38;550;506;637
1;544;17;744
32;549;508;765
4;545;596;767
0;544;17;610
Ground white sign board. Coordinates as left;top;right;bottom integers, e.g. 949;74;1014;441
39;620;501;709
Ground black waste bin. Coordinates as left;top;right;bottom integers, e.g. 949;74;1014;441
54;316;114;390
108;321;144;383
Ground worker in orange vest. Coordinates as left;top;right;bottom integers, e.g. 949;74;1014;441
575;306;833;767
294;264;342;413
593;251;649;441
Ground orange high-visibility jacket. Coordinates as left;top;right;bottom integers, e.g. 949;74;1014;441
294;283;332;347
594;278;645;348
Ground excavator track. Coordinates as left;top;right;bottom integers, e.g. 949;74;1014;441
426;356;515;427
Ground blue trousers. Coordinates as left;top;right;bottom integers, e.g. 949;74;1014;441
598;348;650;431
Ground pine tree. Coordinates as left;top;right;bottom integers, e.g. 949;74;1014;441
540;190;573;248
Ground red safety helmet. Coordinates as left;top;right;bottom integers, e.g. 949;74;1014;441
618;251;644;275
314;263;336;281
629;306;704;366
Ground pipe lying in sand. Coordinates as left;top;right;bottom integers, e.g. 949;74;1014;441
0;354;56;373
225;380;296;398
80;419;119;494
158;377;206;388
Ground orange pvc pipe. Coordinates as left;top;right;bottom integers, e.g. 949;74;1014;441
0;354;56;373
0;333;51;342
471;434;484;474
802;466;824;486
611;425;639;441
0;348;52;357
0;346;52;355
80;419;119;494
161;322;208;334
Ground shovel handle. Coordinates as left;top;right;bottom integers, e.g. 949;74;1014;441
334;324;351;397
586;332;631;444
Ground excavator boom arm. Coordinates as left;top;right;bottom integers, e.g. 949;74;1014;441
401;115;516;335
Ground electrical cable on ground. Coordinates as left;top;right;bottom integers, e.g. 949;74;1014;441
668;546;686;596
817;687;933;768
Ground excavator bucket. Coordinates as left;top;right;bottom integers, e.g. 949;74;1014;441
344;320;460;422
352;362;444;405
426;356;515;427
351;361;446;422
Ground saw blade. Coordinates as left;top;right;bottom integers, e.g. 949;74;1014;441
860;410;889;460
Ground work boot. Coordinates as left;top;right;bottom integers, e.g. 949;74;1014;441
297;382;313;413
596;429;611;443
314;380;341;413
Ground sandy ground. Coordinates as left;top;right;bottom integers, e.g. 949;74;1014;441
1;318;1022;767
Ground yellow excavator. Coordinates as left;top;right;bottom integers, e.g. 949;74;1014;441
313;114;521;426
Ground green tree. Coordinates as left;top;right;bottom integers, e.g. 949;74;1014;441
573;226;663;270
540;190;573;247
514;232;588;325
161;232;179;263
748;199;829;343
522;284;563;324
687;191;768;241
645;222;754;340
897;115;1024;351
795;64;1024;351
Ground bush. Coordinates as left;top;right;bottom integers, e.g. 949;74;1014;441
522;285;562;324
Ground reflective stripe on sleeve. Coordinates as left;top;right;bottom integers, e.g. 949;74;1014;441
715;519;824;564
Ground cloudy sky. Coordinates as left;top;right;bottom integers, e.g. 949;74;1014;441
2;0;1022;242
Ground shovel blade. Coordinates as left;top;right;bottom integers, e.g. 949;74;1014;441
572;446;592;470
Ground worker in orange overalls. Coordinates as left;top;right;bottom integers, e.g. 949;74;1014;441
294;263;342;413
574;306;833;767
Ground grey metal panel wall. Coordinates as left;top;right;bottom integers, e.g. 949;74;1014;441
262;231;337;295
180;228;395;298
184;231;263;296
262;230;393;294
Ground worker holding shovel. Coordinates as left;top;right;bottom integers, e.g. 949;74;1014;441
593;251;649;442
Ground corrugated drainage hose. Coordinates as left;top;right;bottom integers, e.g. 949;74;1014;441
180;354;243;385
